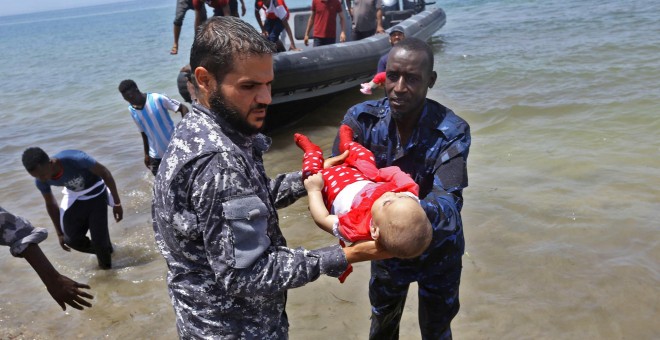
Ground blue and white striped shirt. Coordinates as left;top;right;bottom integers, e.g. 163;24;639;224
129;93;181;159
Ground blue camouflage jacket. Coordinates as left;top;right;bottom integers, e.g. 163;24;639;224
152;104;349;339
334;98;471;272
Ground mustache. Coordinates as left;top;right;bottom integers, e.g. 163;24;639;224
251;103;268;110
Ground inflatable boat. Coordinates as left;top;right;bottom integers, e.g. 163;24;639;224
265;3;446;130
177;1;446;131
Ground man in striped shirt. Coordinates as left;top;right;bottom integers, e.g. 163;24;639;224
118;80;189;175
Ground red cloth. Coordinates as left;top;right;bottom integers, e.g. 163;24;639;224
311;0;343;39
372;72;386;86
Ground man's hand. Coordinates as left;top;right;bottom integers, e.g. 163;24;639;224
323;150;348;168
343;240;392;263
112;205;123;222
58;235;71;252
47;275;93;311
304;173;324;192
304;35;309;46
339;31;346;43
144;154;150;168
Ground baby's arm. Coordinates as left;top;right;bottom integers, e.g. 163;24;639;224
304;173;338;235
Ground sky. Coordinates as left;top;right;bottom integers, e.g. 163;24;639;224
0;0;128;17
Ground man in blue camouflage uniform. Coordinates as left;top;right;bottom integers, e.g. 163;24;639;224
152;16;386;339
333;38;471;339
1;206;93;310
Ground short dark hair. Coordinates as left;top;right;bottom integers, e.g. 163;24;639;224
118;79;138;94
22;147;50;171
391;38;434;73
190;16;276;85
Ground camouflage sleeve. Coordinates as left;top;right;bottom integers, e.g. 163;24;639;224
269;170;307;209
194;156;348;297
221;244;348;296
0;206;49;257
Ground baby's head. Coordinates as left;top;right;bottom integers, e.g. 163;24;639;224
370;191;432;259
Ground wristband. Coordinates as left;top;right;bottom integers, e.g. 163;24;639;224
114;202;122;207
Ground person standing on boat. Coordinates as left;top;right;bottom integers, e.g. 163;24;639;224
254;0;301;51
22;147;123;269
170;0;207;55
303;0;347;46
118;79;189;176
333;37;471;339
1;206;94;310
152;16;387;338
209;0;247;17
347;0;385;40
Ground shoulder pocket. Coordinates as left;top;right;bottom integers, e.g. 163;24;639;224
222;196;271;268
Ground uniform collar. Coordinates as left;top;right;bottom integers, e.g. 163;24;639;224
192;103;271;152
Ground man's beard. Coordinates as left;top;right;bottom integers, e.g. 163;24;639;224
391;109;406;121
209;90;265;136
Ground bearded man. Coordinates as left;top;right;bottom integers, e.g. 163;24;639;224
151;16;387;339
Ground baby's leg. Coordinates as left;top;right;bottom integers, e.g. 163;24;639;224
339;125;377;167
294;133;324;179
339;125;355;152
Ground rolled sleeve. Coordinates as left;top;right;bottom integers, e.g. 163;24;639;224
1;207;49;257
312;244;349;277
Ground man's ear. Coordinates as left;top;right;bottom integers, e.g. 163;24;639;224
428;71;437;89
194;67;214;104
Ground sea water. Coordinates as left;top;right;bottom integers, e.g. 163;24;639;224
0;0;658;338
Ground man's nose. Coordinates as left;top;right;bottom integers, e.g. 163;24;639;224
256;85;272;105
393;76;406;92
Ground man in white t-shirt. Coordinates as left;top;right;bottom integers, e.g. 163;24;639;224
118;79;189;175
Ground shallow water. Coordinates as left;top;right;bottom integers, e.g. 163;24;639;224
1;0;659;338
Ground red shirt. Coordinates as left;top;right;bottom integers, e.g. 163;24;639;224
311;0;343;38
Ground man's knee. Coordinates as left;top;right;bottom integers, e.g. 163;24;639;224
64;235;95;254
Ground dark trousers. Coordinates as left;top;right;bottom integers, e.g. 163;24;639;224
351;28;376;41
314;37;336;46
213;0;239;17
264;19;285;44
368;257;462;340
62;192;113;268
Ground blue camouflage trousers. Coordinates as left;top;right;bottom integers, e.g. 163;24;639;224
368;255;462;340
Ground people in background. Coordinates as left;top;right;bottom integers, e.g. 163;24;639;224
303;0;346;46
118;79;189;176
22;147;123;269
255;0;301;51
347;0;384;40
377;25;405;73
171;0;207;55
